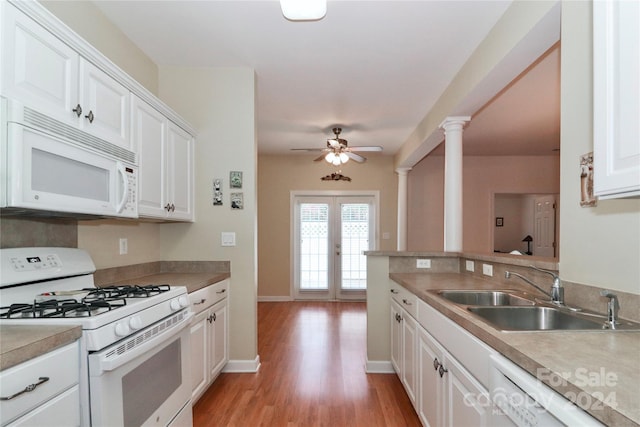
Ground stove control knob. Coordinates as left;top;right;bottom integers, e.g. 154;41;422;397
179;296;189;308
170;298;181;311
114;322;130;337
129;316;143;330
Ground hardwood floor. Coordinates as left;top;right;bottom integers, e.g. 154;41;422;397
193;301;421;426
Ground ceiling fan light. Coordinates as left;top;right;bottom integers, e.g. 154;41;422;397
332;156;341;166
339;152;349;163
325;152;336;163
280;0;327;21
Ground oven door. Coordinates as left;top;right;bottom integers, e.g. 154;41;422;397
88;310;193;427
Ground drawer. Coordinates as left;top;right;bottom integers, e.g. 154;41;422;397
189;279;229;314
0;342;79;426
390;284;417;319
7;386;79;427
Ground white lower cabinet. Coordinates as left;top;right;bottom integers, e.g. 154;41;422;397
0;341;80;427
392;285;499;427
189;279;229;403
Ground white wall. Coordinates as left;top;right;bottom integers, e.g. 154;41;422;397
157;67;258;365
559;2;640;295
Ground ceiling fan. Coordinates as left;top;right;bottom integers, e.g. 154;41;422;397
291;127;383;165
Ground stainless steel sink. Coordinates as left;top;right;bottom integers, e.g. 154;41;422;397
437;290;535;306
468;306;605;331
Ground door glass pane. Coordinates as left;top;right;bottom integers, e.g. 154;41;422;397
341;203;369;290
300;203;329;290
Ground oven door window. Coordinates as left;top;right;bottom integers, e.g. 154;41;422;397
122;339;182;426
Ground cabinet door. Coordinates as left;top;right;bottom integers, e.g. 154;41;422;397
209;300;228;380
79;59;131;151
190;310;208;402
593;0;640;198
167;122;194;221
133;96;168;218
401;311;417;406
390;300;402;375
444;355;490;427
418;327;445;427
1;3;79;127
7;386;79;427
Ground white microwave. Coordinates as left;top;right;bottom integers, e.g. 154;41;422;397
1;98;138;218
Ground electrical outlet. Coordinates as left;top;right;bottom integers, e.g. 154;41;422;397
416;259;431;269
221;232;236;247
482;263;493;276
119;238;128;255
465;260;475;272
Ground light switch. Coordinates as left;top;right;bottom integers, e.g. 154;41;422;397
465;260;475;272
221;232;236;247
482;263;493;277
416;259;431;269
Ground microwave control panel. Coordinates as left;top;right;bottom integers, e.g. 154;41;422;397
122;166;138;217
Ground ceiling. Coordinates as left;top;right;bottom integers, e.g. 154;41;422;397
92;0;560;159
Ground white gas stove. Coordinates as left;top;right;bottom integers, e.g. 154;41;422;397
0;247;194;427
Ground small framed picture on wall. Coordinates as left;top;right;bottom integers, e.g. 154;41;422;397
230;171;243;189
495;217;504;227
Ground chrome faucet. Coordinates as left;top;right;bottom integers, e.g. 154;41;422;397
505;266;564;305
600;290;620;329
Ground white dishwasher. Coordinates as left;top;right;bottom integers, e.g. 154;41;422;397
489;354;604;427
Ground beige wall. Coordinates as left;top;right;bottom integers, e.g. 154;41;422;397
258;154;397;297
559;1;640;295
41;0;159;94
157;66;258;364
407;155;560;253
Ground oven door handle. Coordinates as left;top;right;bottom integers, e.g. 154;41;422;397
90;311;194;376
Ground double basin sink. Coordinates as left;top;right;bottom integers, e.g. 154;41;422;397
434;290;640;332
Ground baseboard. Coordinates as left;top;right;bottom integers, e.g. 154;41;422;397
366;359;395;374
222;355;261;373
258;295;293;302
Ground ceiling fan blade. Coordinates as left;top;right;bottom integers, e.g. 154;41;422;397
314;153;327;162
290;148;324;152
349;146;383;152
346;151;366;162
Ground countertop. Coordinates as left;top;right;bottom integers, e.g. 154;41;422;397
390;272;640;427
107;272;230;294
0;325;82;371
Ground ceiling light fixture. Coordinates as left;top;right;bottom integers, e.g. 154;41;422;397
324;150;349;166
280;0;327;21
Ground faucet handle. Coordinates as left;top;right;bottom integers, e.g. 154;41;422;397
600;290;619;309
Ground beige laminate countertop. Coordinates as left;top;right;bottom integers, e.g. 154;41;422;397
107;272;230;294
390;273;640;427
0;325;82;371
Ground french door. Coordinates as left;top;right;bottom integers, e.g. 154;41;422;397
293;194;376;300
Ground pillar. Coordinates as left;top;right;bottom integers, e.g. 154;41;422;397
396;167;411;250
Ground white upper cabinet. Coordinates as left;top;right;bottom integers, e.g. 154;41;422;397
134;95;194;221
1;3;132;153
167;122;194;221
79;59;130;149
593;0;640;199
1;3;79;126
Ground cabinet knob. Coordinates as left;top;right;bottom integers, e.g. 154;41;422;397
402;298;412;306
170;204;176;212
72;104;83;117
85;110;95;123
390;289;399;294
438;364;448;378
433;358;440;371
165;203;172;211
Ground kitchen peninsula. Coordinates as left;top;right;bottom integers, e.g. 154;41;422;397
366;251;640;426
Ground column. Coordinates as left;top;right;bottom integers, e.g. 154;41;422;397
440;116;470;252
396;167;411;250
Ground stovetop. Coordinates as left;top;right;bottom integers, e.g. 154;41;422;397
0;247;191;351
0;285;172;319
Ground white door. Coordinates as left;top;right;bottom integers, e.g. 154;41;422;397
293;195;375;300
533;195;556;257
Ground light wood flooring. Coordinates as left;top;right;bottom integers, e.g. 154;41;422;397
193;301;421;426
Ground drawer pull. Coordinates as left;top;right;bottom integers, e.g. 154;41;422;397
1;377;49;401
390;289;399;294
438;364;448;378
216;289;226;294
402;298;412;306
194;298;207;305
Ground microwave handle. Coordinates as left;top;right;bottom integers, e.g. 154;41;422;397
115;162;129;214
